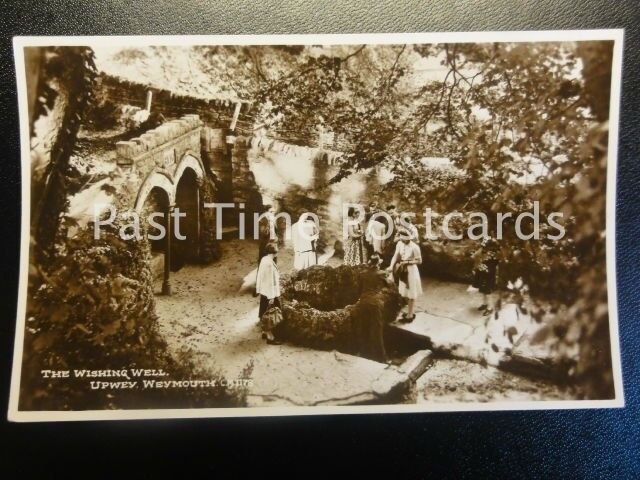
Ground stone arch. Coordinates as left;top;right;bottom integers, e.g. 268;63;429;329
173;163;201;268
141;186;171;255
134;170;175;213
173;151;205;186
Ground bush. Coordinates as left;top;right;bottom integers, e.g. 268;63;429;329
85;98;121;130
20;220;245;410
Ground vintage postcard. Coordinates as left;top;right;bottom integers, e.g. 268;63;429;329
9;31;624;421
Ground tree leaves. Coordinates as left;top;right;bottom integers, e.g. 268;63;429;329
235;40;615;397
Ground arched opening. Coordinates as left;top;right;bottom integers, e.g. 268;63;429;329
134;170;175;215
140;186;172;294
142;186;170;253
173;167;201;270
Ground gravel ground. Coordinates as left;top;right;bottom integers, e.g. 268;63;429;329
417;359;578;403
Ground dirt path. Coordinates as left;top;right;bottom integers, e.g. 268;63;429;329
153;238;475;378
154;239;270;378
154;239;427;406
153;238;572;405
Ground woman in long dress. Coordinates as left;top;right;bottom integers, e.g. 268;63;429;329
292;215;319;271
387;229;423;323
256;243;282;345
344;207;365;266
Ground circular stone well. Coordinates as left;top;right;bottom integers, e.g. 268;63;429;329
276;265;402;361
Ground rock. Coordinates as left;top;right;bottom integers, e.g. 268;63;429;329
397;349;433;382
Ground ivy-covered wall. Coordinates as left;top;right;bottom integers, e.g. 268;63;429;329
22;216;243;410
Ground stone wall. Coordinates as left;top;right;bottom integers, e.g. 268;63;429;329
201;127;233;206
115;114;202;173
230;137;265;235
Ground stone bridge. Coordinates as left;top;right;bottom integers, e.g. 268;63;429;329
114;114;207;295
115;114;206;211
112;113;345;295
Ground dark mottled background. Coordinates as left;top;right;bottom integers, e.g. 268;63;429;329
0;1;637;477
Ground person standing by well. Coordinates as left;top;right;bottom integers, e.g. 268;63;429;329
292;214;319;271
255;204;278;296
387;229;423;323
344;207;365;266
256;243;282;345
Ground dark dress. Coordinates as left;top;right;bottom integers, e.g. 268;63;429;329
473;258;498;294
257;217;277;264
472;241;498;294
259;296;281;318
380;214;398;268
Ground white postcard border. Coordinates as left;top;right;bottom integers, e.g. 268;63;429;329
8;29;626;422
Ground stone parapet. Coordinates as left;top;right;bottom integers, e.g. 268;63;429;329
116;114;202;167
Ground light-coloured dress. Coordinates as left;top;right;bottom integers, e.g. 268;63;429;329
366;219;387;255
292;220;319;270
395;241;423;299
256;255;280;300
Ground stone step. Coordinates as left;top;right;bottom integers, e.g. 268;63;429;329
389;312;475;354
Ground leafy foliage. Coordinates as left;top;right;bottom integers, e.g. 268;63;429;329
24;47;244;410
22;221;245;410
212;41;615;398
31;47;98;263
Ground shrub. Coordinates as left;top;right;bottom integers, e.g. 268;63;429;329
20;220;245;410
85;98;121;130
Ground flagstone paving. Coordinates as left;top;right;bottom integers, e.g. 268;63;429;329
393;279;556;376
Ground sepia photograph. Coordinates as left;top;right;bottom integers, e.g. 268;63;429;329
9;31;624;421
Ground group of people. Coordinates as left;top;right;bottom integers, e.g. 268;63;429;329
254;206;319;345
344;203;423;323
254;202;426;345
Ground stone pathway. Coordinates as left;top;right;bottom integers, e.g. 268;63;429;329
391;278;557;377
154;239;431;407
